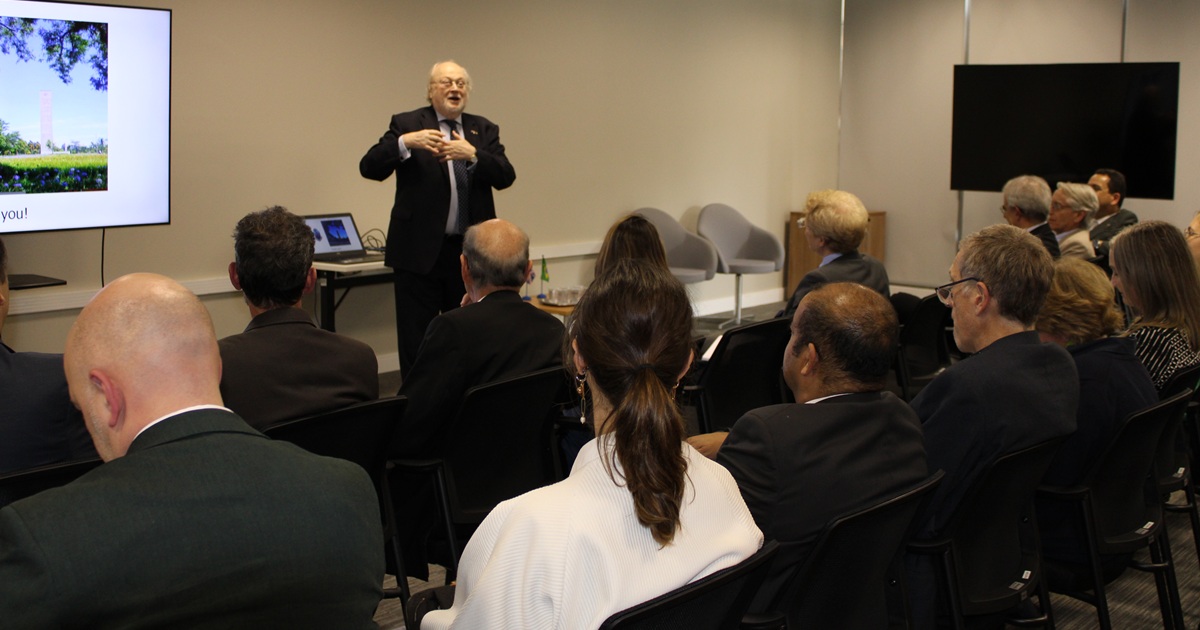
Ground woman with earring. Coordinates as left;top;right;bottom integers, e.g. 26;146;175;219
422;259;762;630
1109;220;1200;391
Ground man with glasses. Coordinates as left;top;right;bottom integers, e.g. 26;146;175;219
999;174;1060;259
1048;182;1098;259
907;225;1077;626
360;60;517;378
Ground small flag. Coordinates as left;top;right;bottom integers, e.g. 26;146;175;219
540;256;550;282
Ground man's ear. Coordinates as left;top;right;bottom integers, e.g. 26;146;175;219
1111;192;1122;207
90;369;125;431
302;266;317;295
799;342;819;376
460;254;471;287
971;281;991;315
228;262;241;291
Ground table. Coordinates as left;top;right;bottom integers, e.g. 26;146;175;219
311;260;392;332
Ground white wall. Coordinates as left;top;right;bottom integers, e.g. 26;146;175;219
840;0;1200;287
4;0;843;360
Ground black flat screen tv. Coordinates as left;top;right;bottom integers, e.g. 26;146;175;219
951;62;1178;199
0;0;170;234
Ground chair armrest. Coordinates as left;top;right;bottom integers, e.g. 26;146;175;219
746;228;785;268
740;611;787;629
1035;484;1088;502
388;458;445;474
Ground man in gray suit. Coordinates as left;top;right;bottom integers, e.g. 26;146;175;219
219;206;378;431
781;189;890;318
0;273;384;628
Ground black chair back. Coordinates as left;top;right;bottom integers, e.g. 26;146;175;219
264;396;406;481
440;367;569;524
894;294;951;400
598;541;780;630
689;317;791;432
0;457;103;509
771;471;944;628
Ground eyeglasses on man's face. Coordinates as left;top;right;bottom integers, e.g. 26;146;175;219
434;78;467;89
935;277;981;306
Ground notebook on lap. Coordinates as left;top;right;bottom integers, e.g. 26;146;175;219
304;213;385;264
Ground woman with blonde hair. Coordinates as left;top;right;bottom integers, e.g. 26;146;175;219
422;259;761;630
1110;220;1200;391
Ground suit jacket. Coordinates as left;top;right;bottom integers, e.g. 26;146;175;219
1056;228;1095;259
394;290;564;457
218;307;378;431
0;408;383;629
359;106;516;273
911;331;1078;536
717;392;927;612
1089;208;1138;258
0;342;97;475
782;250;890;317
1029;222;1061;259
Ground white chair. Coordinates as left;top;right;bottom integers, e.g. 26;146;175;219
633;207;718;284
697;203;785;327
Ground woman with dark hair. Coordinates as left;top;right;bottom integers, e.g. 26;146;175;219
423;260;761;630
593;214;669;278
1110;220;1200;391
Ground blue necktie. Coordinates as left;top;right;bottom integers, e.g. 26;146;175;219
448;120;470;234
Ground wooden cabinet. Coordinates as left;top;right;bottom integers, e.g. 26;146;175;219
784;211;886;297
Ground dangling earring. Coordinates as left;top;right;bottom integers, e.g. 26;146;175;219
576;371;588;425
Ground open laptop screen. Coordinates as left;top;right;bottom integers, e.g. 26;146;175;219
304;214;366;257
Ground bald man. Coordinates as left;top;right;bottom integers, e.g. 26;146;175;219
392;219;563;577
690;284;927;623
360;60;517;378
0;274;384;628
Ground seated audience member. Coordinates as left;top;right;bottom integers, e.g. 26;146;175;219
0;235;97;475
1087;168;1138;262
913;224;1077;533
219;206;378;430
1000;174;1060;259
907;225;1077;628
421;260;762;630
781;189;889;317
593;214;670;278
0;273;383;627
1048;182;1097;259
1185;210;1200;268
696;282;927;613
1110;220;1200;391
394;218;565;578
1033;257;1156;585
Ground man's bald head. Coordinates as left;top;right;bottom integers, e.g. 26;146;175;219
462;219;531;290
787;282;899;396
66;273;223;460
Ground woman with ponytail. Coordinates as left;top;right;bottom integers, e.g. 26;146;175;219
423;259;761;630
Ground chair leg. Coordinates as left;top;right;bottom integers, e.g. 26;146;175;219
431;466;460;581
1081;504;1113;630
380;472;411;615
719;274;747;329
1148;529;1185;630
1184;481;1200;572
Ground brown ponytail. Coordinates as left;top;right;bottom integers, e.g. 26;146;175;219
570;259;693;546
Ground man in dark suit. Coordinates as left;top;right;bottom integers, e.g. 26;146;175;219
782;189;889;317
1001;174;1060;259
392;218;564;577
1087;168;1138;262
907;225;1078;627
695;283;926;618
218;206;378;431
360;60;517;377
0;235;97;474
0;273;384;628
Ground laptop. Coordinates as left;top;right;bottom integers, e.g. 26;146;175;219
304;213;385;264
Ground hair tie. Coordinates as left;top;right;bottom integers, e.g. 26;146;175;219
636;363;656;373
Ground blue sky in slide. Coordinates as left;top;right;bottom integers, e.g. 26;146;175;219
0;28;108;147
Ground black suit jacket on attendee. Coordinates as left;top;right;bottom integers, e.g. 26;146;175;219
717;391;927;610
218;307;378;431
1089;208;1138;259
782;250;890;317
395;290;565;457
911;331;1077;536
0;342;97;475
359;106;516;274
1030;222;1062;259
0;408;384;629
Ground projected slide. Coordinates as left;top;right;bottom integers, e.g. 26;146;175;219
0;1;170;234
